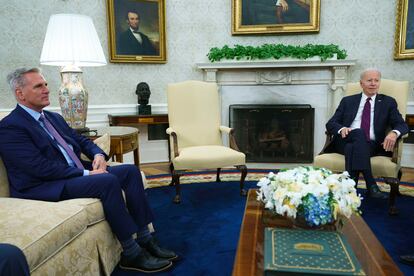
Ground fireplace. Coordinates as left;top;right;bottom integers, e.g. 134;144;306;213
230;105;314;163
196;59;355;164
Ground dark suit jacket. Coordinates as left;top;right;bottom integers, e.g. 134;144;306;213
0;105;106;201
326;93;409;145
117;29;157;55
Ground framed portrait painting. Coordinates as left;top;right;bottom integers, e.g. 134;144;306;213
394;0;414;59
107;0;166;63
232;0;320;35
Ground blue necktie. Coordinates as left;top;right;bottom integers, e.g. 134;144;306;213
39;114;85;169
360;97;371;141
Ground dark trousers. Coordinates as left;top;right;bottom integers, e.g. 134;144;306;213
332;128;390;185
61;164;154;241
0;243;30;276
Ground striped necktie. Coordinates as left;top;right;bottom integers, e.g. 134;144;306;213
39;114;85;169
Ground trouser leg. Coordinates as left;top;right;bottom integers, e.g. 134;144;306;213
333;129;380;187
0;243;30;276
333;129;370;171
107;164;154;229
61;173;138;241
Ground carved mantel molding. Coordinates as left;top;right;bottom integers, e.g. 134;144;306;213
196;60;356;115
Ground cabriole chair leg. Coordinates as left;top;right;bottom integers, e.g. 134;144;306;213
236;165;248;196
216;168;221;182
385;177;400;216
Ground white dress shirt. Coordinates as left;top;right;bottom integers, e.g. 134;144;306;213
338;93;400;140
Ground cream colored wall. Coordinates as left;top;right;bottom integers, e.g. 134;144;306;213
0;0;413;109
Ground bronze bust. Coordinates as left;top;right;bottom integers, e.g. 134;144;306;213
136;82;151;114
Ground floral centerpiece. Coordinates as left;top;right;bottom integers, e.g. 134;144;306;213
257;166;362;227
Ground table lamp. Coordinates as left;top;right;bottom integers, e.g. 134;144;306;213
40;14;106;133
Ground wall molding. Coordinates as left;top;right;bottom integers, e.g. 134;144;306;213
1;102;413;167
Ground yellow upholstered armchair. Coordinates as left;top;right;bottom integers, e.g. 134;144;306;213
166;80;247;203
314;79;409;215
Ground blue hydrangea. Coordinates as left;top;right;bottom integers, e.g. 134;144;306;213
300;194;333;226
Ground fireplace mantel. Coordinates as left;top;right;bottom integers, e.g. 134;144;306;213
196;59;356;115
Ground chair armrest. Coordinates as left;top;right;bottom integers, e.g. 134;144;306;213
219;125;241;151
166;127;179;158
219;126;232;134
391;134;407;163
318;131;334;155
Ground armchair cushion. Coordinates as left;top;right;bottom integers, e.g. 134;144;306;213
173;145;245;170
315;152;398;178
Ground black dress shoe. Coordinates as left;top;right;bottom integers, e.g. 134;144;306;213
400;254;414;266
366;185;388;199
139;237;178;261
119;248;172;273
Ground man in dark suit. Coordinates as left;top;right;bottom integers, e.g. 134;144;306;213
117;10;157;55
0;68;176;273
325;69;408;199
0;243;30;276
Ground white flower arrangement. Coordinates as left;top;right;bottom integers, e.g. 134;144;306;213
257;166;362;226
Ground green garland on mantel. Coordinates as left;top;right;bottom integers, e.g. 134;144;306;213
207;44;347;62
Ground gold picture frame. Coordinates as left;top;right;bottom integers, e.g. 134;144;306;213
394;0;414;60
107;0;166;63
232;0;320;35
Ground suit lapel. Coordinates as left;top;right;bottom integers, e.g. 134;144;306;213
374;94;383;128
15;106;62;152
350;93;362;122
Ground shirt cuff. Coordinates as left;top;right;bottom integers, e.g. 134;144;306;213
392;130;401;137
338;127;346;134
94;153;105;159
83;170;90;176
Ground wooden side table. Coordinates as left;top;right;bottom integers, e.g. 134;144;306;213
88;126;140;167
108;114;171;160
108;114;168;126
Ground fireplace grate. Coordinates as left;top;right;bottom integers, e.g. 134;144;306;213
229;104;314;163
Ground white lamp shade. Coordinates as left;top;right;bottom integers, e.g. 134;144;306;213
40;14;106;67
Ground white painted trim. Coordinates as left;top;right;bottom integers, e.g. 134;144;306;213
0;104;169;164
2;102;413;167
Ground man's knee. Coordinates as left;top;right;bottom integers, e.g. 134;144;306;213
96;174;122;192
109;164;141;180
349;128;366;141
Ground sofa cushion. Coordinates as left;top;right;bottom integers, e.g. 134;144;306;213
81;133;110;161
0;197;92;270
59;198;105;225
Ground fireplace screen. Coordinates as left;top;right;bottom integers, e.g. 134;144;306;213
229;105;314;163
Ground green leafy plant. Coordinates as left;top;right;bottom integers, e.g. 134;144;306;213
207;44;347;62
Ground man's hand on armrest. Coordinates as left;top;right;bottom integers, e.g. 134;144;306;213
382;131;398;152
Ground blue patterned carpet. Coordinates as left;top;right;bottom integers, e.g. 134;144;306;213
112;179;414;276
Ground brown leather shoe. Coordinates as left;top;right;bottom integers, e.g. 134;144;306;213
119;248;172;273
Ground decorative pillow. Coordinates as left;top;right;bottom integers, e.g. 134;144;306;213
81;133;110;161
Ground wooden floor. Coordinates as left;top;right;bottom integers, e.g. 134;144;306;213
140;162;414;182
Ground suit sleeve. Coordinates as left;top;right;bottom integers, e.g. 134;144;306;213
326;98;347;135
388;97;409;136
0;125;84;181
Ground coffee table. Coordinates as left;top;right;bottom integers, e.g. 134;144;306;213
232;190;402;276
